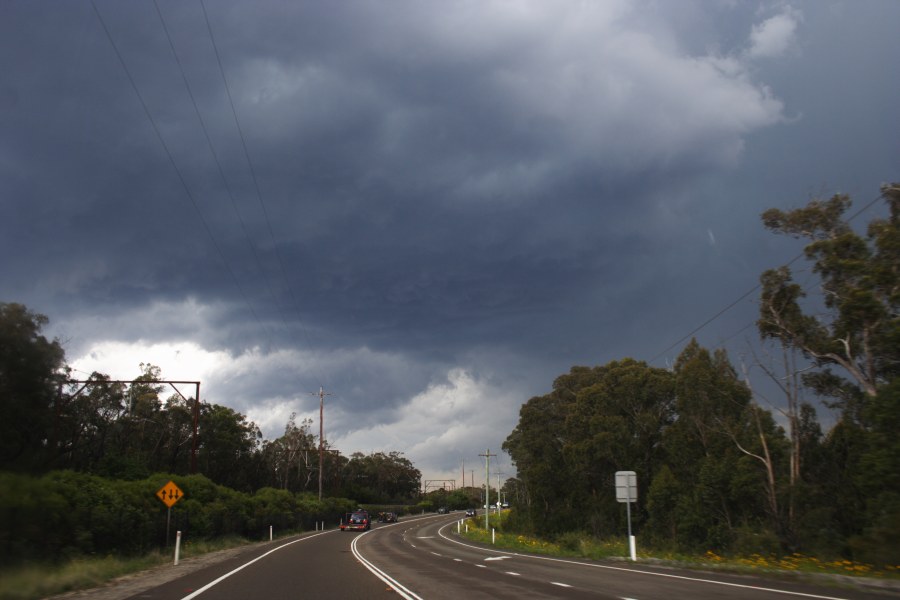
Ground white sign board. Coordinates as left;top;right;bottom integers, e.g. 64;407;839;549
615;471;637;503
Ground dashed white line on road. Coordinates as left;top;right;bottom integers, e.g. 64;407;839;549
551;582;572;588
505;572;521;576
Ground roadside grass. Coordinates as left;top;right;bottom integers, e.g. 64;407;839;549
0;553;168;600
457;513;900;581
0;535;258;600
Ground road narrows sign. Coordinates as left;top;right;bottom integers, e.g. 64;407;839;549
156;480;184;508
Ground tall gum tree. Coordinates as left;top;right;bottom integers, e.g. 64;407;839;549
759;184;900;409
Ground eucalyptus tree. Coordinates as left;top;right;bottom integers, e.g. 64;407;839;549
505;360;675;536
0;302;66;471
759;184;900;412
198;404;262;492
652;340;786;552
757;184;900;562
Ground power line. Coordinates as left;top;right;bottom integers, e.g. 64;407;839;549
199;0;329;389
90;1;276;344
649;191;887;364
152;0;294;332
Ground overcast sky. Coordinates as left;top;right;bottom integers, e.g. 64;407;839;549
2;1;898;487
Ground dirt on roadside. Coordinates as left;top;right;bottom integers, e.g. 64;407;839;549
45;539;275;600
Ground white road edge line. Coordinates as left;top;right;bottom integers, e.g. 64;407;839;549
179;530;333;600
351;514;449;600
436;523;852;600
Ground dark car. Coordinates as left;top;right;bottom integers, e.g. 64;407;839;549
465;508;477;518
340;510;371;531
437;506;449;514
378;511;398;523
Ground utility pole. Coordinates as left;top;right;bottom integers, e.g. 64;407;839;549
479;449;496;530
310;386;333;501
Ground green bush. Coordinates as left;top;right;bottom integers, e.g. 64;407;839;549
0;470;357;564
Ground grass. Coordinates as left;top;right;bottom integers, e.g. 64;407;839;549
0;535;257;600
458;513;900;581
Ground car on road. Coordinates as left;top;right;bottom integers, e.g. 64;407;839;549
340;510;371;531
465;508;477;518
378;512;398;523
437;506;449;514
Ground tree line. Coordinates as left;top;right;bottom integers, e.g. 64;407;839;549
503;185;899;566
0;305;422;502
2;184;897;566
0;304;424;564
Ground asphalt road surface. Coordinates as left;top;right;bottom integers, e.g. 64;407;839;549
107;514;896;600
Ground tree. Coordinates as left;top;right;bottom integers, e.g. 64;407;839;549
340;451;421;503
198;404;262;492
759;184;900;408
758;184;900;561
503;367;586;534
0;302;66;471
262;414;317;492
653;341;785;552
53;372;127;472
504;360;675;537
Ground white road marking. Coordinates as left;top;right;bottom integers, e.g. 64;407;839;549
436;523;853;600
505;571;521;576
484;555;511;561
551;582;572;588
352;527;425;600
179;531;333;600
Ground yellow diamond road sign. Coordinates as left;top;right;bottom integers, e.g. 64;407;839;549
156;481;184;508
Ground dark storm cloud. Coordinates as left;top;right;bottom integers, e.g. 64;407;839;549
3;0;899;479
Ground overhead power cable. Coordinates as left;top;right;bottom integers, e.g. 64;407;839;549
649;191;886;365
90;0;275;343
152;0;292;332
199;0;328;388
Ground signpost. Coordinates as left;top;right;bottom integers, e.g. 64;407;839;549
615;471;637;561
156;480;184;550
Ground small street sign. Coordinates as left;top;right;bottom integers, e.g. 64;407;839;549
156;480;184;508
615;471;637;503
615;470;638;561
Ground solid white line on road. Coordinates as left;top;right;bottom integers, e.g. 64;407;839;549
437;523;853;600
352;530;424;600
179;531;334;600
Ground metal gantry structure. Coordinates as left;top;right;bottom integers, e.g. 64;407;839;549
59;379;201;472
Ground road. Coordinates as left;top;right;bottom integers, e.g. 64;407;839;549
116;514;897;600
